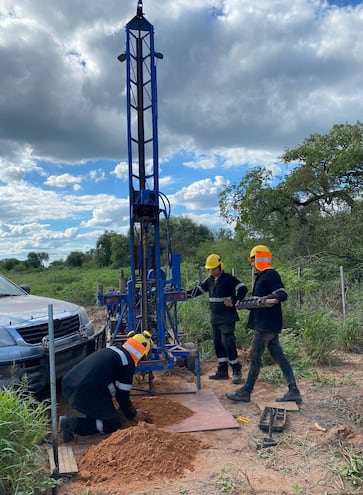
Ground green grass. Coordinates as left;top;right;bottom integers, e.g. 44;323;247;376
0;383;61;494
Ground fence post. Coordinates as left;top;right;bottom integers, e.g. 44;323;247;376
340;266;346;318
297;266;302;308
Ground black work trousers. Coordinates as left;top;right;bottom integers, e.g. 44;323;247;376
75;416;121;436
212;322;240;370
244;331;297;392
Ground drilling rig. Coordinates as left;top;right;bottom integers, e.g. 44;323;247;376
97;1;201;389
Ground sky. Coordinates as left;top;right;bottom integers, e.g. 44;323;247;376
1;0;363;263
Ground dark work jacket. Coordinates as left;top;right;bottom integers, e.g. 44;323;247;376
188;272;247;325
248;268;288;333
62;346;137;421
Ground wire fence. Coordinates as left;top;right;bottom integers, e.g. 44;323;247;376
183;263;363;320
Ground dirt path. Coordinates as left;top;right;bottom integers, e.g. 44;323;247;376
56;348;363;495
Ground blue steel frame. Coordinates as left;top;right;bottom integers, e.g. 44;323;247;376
98;2;201;388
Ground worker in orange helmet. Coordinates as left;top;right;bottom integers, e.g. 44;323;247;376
59;331;152;442
225;245;302;404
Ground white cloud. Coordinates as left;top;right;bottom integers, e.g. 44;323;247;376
44;173;82;188
159;176;174;187
89;169;106;182
1;0;363;259
81;198;129;229
170;176;229;210
112;162;128;181
183;156;217;170
0;145;43;183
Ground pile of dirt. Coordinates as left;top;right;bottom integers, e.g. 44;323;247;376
77;421;206;485
131;396;195;427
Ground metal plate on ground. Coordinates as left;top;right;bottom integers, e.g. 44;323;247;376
257;400;299;411
163;389;239;433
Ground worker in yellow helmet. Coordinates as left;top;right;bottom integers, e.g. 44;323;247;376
226;245;302;404
59;331;152;442
187;254;248;384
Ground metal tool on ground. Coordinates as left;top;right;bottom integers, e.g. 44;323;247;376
96;0;201;392
259;406;287;433
258;406;287;448
234;415;250;424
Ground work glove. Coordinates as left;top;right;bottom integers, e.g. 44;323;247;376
134;408;149;422
256;294;278;305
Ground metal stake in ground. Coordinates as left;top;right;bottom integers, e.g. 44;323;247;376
48;304;59;492
263;407;277;448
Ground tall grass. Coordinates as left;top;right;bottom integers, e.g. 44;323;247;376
0;384;60;494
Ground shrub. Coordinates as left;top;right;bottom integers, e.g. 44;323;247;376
0;385;59;494
296;309;339;364
336;316;363;353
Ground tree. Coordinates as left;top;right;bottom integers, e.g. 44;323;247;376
0;258;20;271
66;251;86;268
282;122;363;212
160;216;215;260
219;122;363;261
26;252;49;269
95;231;117;267
110;233;130;268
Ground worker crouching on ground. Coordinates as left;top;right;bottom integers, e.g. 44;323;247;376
187;254;248;384
225;245;302;404
59;331;152;443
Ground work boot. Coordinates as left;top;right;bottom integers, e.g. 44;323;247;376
225;387;251;402
231;364;242;384
59;416;78;443
209;369;229;380
231;371;242;384
276;387;302;404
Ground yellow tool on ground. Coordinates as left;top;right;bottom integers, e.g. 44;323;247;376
235;415;250;424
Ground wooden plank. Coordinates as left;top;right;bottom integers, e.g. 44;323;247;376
48;445;78;474
257;400;299;411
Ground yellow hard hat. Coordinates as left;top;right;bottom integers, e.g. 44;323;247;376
247;245;270;262
205;253;224;270
123;330;152;364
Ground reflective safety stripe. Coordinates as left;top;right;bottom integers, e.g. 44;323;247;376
197;285;207;294
115;380;132;391
217;357;228;363
273;288;287;297
255;251;272;271
209;296;232;302
229;358;240;365
110;346;128;365
235;282;245;290
96;419;104;434
108;383;116;397
123;341;144;364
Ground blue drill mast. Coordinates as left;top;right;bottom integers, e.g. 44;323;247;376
98;1;200;389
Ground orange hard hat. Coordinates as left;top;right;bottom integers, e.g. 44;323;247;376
123;330;152;364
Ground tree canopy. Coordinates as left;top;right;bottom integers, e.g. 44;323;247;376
219;122;363;264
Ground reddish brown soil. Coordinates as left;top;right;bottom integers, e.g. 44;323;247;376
77;421;207;485
56;309;363;495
